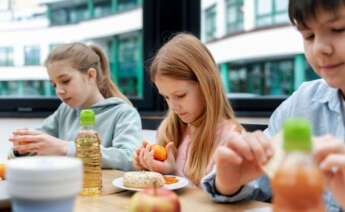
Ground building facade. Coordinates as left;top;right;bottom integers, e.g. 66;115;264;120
0;0;318;98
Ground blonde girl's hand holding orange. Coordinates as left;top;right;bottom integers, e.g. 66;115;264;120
313;135;345;209
138;142;176;175
132;141;150;170
9;129;69;156
215;130;273;195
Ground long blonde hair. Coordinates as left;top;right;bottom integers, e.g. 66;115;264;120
151;33;240;185
45;42;131;105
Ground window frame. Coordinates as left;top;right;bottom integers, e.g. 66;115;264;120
225;0;244;35
205;4;217;41
255;0;289;28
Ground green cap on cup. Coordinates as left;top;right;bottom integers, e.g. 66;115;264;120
283;118;312;151
80;109;95;126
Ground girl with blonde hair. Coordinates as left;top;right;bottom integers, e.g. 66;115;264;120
10;42;142;171
132;33;242;186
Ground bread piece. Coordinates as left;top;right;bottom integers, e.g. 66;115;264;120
261;132;285;178
123;171;165;188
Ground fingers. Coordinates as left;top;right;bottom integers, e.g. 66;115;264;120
165;142;175;160
14;142;40;153
313;135;345;165
216;145;242;165
9;135;39;144
132;151;144;170
319;154;345;173
226;132;253;161
12;129;40;136
225;130;272;166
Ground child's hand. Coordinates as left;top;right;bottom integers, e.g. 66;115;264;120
9;129;69;156
138;142;176;175
132;141;149;170
313;135;345;208
215;130;273;195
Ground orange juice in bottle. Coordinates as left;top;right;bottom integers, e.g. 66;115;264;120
75;109;102;196
271;119;325;212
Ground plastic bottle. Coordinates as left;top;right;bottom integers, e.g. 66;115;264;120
271;119;325;212
75;109;102;196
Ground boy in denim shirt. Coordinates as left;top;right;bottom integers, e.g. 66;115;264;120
202;1;345;211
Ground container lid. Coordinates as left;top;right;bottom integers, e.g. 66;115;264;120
6;156;82;200
283;118;312;151
80;109;95;126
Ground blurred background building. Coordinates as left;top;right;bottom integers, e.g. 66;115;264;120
0;0;318;99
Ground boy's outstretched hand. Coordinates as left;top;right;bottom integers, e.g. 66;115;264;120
313;135;345;209
9;128;69;156
215;130;273;195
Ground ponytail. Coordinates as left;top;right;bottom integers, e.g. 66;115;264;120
88;45;132;105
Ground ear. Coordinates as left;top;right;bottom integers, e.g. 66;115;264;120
87;68;97;81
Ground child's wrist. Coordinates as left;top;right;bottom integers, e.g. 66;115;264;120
59;141;69;155
215;177;242;196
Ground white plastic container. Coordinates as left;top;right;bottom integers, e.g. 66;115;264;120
6;156;83;212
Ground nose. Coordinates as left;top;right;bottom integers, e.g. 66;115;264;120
168;99;181;112
314;36;333;56
55;85;65;96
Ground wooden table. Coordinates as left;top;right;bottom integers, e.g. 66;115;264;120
74;170;271;212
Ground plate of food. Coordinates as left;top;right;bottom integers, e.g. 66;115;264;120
112;171;189;192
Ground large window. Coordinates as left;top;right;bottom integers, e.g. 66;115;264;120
227;59;294;96
255;0;289;28
226;0;244;35
0;47;14;66
205;5;216;41
0;81;48;97
24;45;41;66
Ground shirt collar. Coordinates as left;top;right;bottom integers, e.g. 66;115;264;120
311;83;340;114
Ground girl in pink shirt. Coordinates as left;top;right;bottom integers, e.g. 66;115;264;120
132;33;242;187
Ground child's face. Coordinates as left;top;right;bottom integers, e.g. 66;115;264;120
47;60;95;109
155;76;205;125
300;4;345;92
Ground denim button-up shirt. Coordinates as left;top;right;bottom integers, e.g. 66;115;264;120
201;79;344;212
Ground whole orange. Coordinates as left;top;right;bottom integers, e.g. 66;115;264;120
150;144;167;161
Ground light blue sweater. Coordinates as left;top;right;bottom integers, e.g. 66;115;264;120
27;97;142;171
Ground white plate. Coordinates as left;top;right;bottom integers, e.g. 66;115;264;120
112;175;189;192
0;180;10;209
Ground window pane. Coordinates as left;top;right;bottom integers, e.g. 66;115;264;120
95;2;112;17
275;0;288;12
70;5;88;23
24;46;41;65
0;47;14;66
275;13;289;24
118;0;137;11
226;0;243;34
205;5;216;41
117;32;142;97
51;9;68;25
256;16;272;27
257;0;272;15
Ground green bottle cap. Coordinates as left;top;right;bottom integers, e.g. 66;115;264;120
80;109;95;126
283;118;312;151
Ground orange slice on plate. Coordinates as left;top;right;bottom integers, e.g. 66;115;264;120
163;176;179;184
